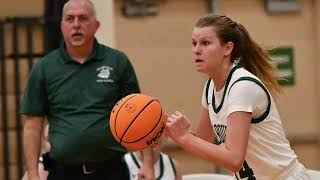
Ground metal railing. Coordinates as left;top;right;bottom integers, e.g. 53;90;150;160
0;16;45;180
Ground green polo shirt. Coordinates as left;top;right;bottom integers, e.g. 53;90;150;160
20;39;140;164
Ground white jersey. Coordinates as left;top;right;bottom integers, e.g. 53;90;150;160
124;152;177;180
202;65;310;180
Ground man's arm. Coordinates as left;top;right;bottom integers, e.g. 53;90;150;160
138;148;155;180
23;115;44;180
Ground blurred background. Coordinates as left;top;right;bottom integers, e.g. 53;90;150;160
0;0;319;179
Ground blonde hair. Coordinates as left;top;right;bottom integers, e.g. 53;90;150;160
194;14;281;94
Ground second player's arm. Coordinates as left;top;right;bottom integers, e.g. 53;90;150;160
138;148;155;180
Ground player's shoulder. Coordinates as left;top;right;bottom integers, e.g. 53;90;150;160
233;67;257;79
229;68;266;92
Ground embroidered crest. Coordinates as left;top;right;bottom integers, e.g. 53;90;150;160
96;66;114;82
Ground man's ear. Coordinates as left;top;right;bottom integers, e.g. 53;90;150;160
95;20;101;32
224;41;234;56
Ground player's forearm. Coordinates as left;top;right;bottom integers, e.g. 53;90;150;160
141;148;154;168
23;116;44;178
176;133;243;172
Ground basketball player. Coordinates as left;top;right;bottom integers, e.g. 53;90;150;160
124;135;182;180
165;14;311;179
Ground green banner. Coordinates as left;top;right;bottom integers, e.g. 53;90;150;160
269;47;295;86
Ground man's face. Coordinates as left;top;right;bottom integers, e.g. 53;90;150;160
61;1;100;48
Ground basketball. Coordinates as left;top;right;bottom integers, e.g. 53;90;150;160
110;93;167;150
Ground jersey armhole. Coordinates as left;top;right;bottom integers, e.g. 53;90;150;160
228;77;271;124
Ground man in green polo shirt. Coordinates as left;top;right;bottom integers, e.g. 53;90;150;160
21;0;155;179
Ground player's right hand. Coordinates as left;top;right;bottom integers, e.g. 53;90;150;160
166;111;191;142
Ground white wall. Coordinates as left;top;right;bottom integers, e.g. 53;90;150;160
91;0;115;47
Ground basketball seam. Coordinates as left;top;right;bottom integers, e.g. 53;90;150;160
120;99;159;143
124;112;164;144
113;94;137;139
121;100;164;144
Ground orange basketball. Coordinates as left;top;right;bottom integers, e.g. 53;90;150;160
109;93;167;150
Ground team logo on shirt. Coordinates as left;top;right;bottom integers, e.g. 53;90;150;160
96;66;114;82
214;124;226;144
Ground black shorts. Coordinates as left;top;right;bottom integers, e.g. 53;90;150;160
43;153;129;180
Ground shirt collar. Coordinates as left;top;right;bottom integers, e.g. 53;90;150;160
59;38;104;64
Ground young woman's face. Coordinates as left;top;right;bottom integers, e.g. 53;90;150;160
192;27;226;74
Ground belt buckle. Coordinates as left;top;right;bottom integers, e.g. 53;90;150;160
82;164;95;174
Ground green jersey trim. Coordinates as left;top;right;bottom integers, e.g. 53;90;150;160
228;77;271;124
205;65;242;114
168;155;177;177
